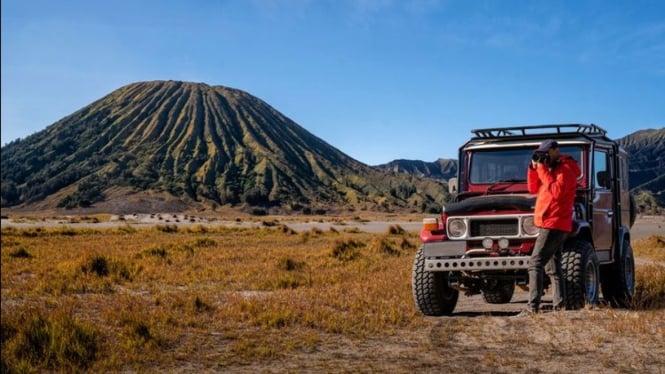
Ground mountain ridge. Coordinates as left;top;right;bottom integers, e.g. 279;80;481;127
1;80;448;214
2;80;662;214
374;158;458;181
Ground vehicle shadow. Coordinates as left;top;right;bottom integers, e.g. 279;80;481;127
451;310;520;317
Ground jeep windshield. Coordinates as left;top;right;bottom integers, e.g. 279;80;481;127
468;146;583;184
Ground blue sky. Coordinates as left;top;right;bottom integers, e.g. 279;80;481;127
2;0;664;165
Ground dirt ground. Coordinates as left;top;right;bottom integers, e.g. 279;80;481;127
1;213;663;239
215;287;664;373
180;290;664;373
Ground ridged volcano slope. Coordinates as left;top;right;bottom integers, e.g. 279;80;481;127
1;80;447;212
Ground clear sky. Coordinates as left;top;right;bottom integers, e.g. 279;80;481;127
2;0;664;165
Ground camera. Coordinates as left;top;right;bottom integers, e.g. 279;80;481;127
532;151;550;164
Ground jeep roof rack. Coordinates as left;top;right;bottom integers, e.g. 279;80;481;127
471;124;607;139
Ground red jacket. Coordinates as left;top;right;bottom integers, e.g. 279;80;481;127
527;155;580;232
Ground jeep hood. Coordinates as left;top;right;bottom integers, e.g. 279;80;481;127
444;194;536;214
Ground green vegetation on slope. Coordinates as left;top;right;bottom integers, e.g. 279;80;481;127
1;80;449;212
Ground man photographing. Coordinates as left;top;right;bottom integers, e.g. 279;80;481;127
525;140;580;313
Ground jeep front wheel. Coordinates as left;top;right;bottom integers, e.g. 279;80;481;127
412;246;459;316
562;240;600;310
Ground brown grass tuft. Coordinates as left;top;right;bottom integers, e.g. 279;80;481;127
1;307;99;372
633;265;665;309
330;239;364;261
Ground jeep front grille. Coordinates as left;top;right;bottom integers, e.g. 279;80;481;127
470;218;518;237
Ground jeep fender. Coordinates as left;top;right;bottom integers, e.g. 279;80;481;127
570;220;592;244
616;226;631;263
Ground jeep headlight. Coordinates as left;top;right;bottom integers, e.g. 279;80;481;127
447;218;467;239
521;216;538;236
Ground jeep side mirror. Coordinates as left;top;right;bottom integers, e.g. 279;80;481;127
596;171;610;189
448;177;458;194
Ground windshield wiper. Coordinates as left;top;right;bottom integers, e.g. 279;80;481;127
486;179;524;193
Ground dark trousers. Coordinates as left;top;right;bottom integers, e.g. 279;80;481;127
528;228;566;311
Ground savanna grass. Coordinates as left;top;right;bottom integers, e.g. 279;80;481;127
1;307;99;372
2;226;663;372
632;235;665;309
632;234;665;262
1;224;424;371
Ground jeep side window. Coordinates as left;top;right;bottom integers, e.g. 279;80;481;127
620;154;630;191
594;150;610;189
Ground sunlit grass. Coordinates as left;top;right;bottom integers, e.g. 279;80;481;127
632;235;665;309
1;227;663;372
632;234;665;262
1;224;425;371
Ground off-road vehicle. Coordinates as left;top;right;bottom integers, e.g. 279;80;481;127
412;124;636;315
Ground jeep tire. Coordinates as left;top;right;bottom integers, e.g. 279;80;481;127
562;239;600;310
481;279;515;304
600;239;635;308
412;247;459;316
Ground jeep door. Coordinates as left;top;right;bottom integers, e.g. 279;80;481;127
592;147;615;253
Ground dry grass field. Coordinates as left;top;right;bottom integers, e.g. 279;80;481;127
1;221;664;373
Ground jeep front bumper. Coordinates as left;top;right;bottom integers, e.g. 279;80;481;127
423;241;531;271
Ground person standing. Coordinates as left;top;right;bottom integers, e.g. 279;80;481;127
525;139;580;313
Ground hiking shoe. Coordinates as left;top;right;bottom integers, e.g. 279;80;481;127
514;308;538;317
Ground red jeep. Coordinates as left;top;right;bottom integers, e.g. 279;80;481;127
412;124;636;315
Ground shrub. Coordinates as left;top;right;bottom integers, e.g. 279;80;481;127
368;236;401;257
633;265;665;310
117;225;137;234
144;246;168;258
82;256;109;277
193;296;214;313
8;247;33;259
80;255;134;281
387;224;406;235
278;257;306;271
251;208;268;216
191;238;217;248
1;310;99;372
400;237;416;251
155;224;179;233
278;224;296;235
330;239;364;261
262;220;278;227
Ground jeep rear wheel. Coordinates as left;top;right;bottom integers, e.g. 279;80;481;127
482;279;515;304
412;246;459;316
562;240;600;310
600;239;635;308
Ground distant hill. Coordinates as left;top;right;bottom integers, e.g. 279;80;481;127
374;158;458;181
0;80;448;214
616;127;665;207
616;128;665;190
